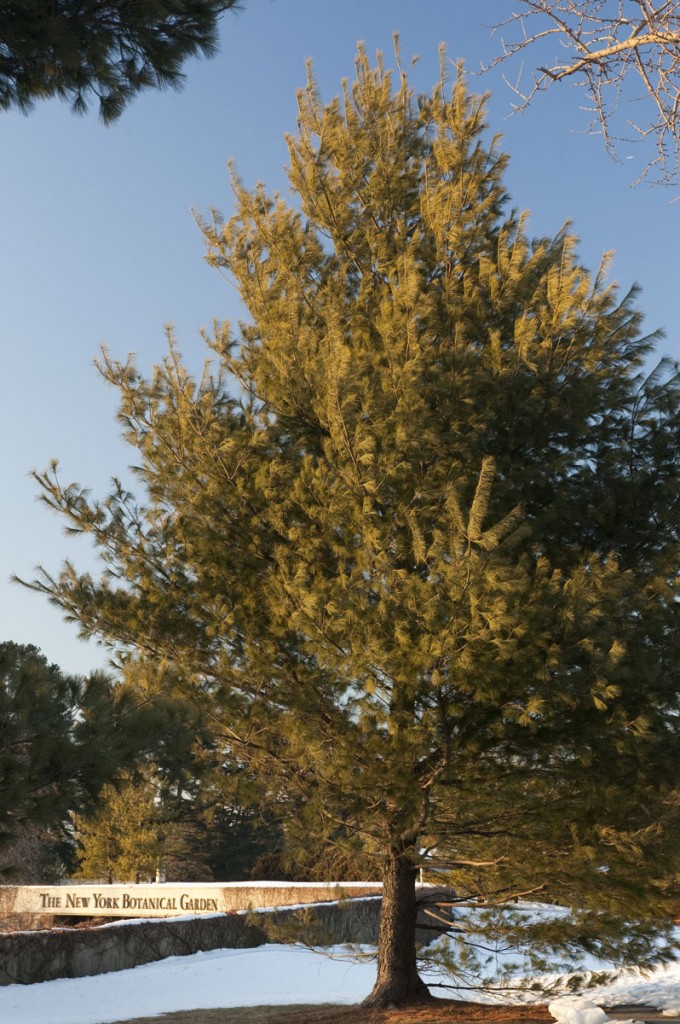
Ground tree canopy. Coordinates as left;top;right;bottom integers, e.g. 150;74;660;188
24;47;680;1006
0;0;241;123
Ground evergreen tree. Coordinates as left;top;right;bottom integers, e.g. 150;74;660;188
0;0;241;123
0;641;154;876
71;775;163;883
72;767;271;882
23;47;679;1007
89;657;280;882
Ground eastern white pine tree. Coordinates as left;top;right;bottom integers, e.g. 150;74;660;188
0;0;241;123
25;47;679;1006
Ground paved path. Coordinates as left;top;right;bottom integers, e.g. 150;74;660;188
607;1006;675;1024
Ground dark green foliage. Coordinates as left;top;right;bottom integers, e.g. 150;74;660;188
0;642;210;880
107;659;277;881
0;642;79;838
199;805;279;881
0;0;241;123
21;47;680;1005
0;642;144;875
250;840;379;883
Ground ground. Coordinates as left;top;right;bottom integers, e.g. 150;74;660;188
115;1001;555;1024
114;1002;672;1024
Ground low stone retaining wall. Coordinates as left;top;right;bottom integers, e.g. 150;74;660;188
0;891;450;987
0;899;381;986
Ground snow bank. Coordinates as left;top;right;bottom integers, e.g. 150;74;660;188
0;939;678;1024
548;999;609;1024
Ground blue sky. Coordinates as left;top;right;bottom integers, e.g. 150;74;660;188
1;0;678;677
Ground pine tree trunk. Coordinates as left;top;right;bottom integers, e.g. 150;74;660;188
362;844;433;1008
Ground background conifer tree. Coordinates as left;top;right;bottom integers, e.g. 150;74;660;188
24;47;679;1007
71;775;163;883
110;657;282;881
0;641;157;878
0;0;241;123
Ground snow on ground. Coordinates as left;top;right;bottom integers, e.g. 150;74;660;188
0;937;679;1024
0;944;375;1024
548;1000;608;1024
561;963;680;1015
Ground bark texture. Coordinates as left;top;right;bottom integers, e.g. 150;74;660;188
362;848;433;1008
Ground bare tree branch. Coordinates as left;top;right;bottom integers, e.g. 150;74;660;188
486;1;680;185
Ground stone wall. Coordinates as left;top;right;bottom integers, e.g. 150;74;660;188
0;900;382;986
0;892;451;986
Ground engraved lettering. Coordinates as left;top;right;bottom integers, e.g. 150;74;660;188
65;893;91;908
179;895;219;912
39;892;62;909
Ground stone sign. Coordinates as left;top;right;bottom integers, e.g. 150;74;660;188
0;881;382;919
